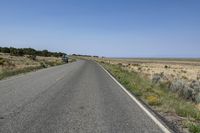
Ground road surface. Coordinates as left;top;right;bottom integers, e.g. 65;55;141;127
0;60;170;133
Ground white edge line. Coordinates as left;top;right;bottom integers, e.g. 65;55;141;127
98;63;171;133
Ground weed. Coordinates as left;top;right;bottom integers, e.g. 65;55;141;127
0;66;43;80
146;95;161;106
40;62;47;68
189;123;200;133
0;57;5;65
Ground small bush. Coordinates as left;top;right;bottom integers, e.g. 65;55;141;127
195;93;200;104
197;74;200;80
138;67;142;71
190;81;200;103
189;123;200;133
146;95;161;106
170;80;197;101
170;80;185;92
152;74;162;84
182;86;193;99
191;81;200;93
152;72;165;84
0;57;5;65
182;76;188;80
27;55;36;60
164;65;169;69
132;63;140;66
118;63;122;66
181;70;187;73
40;62;47;68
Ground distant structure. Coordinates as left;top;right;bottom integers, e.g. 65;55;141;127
62;54;68;63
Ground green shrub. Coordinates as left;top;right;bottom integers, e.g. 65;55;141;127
0;57;5;65
40;62;47;68
170;80;185;92
189;123;200;133
27;55;36;60
175;103;200;119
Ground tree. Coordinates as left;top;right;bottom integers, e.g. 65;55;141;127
0;46;66;57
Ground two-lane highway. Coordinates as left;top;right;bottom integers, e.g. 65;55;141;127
0;60;169;133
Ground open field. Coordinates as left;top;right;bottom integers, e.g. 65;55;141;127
100;58;200;82
0;52;66;80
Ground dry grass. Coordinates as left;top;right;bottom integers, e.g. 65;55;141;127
97;58;200;83
0;52;64;79
146;95;161;106
101;62;200;133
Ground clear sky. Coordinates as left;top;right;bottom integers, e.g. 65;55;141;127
0;0;200;57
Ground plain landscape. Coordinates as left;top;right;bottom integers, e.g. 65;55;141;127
1;0;200;133
1;49;200;132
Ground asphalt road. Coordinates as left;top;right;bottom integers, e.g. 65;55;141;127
0;60;169;133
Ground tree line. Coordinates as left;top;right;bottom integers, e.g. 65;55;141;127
72;54;99;58
0;47;66;57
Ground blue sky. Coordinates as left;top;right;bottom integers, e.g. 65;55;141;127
0;0;200;57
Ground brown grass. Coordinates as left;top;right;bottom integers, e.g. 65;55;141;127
0;53;64;79
96;58;200;83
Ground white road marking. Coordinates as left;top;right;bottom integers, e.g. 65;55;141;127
98;63;171;133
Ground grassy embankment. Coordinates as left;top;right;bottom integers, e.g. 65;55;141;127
0;53;75;80
101;61;200;133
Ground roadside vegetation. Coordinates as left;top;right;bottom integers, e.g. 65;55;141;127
0;47;66;57
100;61;200;133
0;47;75;80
